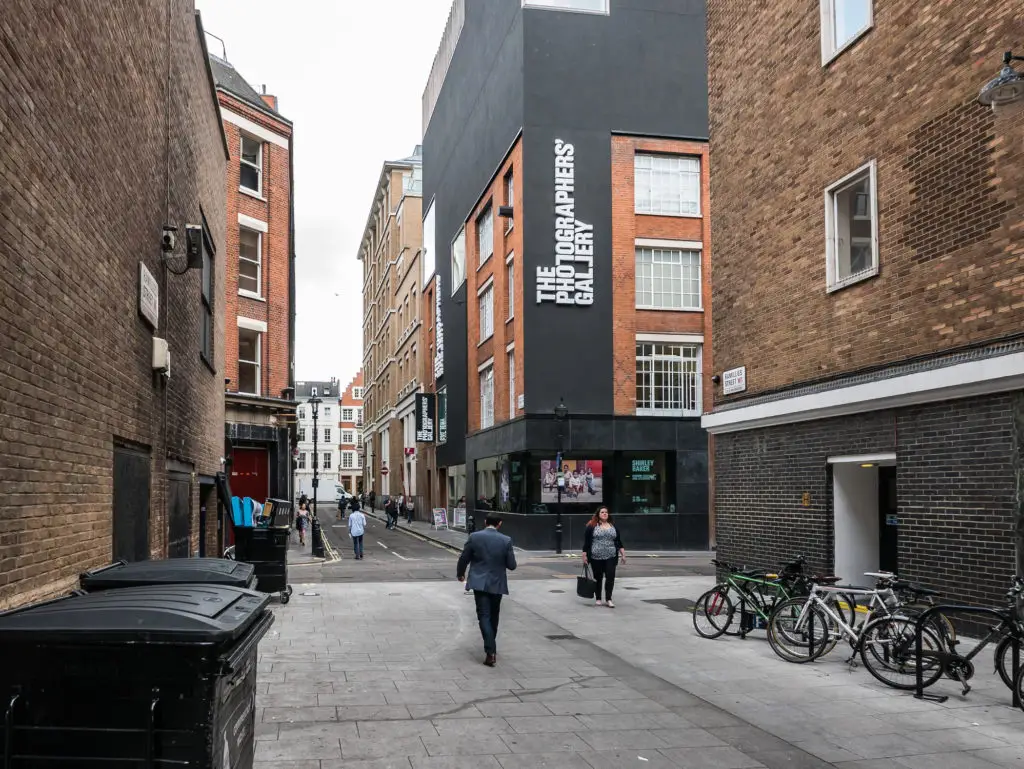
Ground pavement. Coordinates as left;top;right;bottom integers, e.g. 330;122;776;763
259;523;1024;768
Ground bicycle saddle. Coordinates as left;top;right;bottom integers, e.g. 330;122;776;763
895;581;939;596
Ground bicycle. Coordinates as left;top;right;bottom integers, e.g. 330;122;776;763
767;573;946;664
859;576;1024;696
693;556;856;640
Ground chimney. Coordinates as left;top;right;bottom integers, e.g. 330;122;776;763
261;93;278;111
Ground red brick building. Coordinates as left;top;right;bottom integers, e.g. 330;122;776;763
704;1;1024;603
210;54;296;514
338;371;365;495
0;0;228;606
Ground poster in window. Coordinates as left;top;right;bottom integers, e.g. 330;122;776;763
540;459;602;504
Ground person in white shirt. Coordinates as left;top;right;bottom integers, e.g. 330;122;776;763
348;504;367;560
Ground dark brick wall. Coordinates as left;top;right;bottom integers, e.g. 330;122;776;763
0;0;227;607
715;393;1018;608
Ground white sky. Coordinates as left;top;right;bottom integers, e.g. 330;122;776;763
194;0;453;387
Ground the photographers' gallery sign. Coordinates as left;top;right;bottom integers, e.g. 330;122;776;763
536;139;594;306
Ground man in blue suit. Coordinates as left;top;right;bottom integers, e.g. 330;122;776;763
457;513;517;666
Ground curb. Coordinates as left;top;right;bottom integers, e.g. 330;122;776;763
364;510;465;554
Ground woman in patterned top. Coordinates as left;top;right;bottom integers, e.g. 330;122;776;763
582;507;626;607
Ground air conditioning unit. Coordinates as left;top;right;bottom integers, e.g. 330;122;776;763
152;337;170;374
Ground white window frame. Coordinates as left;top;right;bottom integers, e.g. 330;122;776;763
297;452;306;470
237;327;261;395
342;429;355;444
820;0;873;65
477;204;494;266
451;227;466;294
324;406;332;418
478;278;494;343
324;428;332;443
342;451;355;470
504;171;514;233
322;452;332;470
353;387;363;399
522;0;609;14
635;239;703;311
507;348;516;419
342;407;354;421
824;160;879;293
298;407;305;419
478;359;495;429
298;427;306;443
506;252;515;319
239;134;263;196
635;338;702;417
634;153;701;217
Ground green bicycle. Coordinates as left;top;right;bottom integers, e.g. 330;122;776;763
693;556;857;640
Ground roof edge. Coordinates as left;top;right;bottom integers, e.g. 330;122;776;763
195;11;231;162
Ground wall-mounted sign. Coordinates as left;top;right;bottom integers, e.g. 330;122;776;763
536;139;594;306
885;514;899;526
801;492;811;507
139;262;159;328
433;275;445;379
415;393;435;442
517;393;525;409
437;388;447;444
723;366;747;395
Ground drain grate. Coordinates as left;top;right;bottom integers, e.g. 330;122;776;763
545;634;577;641
643;597;696;613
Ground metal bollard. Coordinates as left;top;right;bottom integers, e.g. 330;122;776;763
310;517;325;559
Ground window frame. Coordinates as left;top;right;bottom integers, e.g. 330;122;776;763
634;240;703;311
478;278;495;343
324;428;332;444
342;451;355;470
199;216;215;369
342;407;354;421
297;452;306;470
635;340;702;418
820;0;873;65
634;153;701;218
824;159;879;293
451;227;466;295
353;387;362;399
478;360;495;430
506;252;515;320
322;452;332;470
237;328;261;395
504;171;514;233
324;406;332;419
522;0;610;14
342;429;355;444
507;348;516;419
298;427;306;443
477;203;494;267
239;134;263;196
238;226;262;299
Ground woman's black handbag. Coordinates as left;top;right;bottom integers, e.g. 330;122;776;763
576;564;597;599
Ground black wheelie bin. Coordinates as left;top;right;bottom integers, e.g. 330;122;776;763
0;583;273;768
231;499;293;603
79;558;257;592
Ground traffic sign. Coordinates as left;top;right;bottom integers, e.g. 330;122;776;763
381;466;390;476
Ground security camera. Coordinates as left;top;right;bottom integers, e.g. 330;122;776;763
161;226;178;253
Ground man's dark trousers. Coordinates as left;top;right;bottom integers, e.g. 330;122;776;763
473;591;502;655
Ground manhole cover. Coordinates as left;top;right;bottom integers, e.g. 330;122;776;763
643;597;696;613
549;589;565;593
545;634;577;641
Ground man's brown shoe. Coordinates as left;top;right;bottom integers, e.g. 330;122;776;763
484;654;496;667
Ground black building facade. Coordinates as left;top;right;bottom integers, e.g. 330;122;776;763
423;0;711;550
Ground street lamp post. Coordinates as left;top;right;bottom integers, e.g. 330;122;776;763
553;398;568;554
978;51;1024;110
309;395;325;558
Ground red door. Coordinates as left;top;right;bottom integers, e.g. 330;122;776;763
231;448;269;502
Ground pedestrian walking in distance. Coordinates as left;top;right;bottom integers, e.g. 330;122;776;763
582;507;625;608
347;503;367;560
457;513;517;666
295;501;310;547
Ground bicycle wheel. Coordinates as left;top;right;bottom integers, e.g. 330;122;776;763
1015;659;1024;714
823;591;858;629
902;603;958;648
995;636;1023;690
767;597;832;663
693;587;734;639
859;615;944;690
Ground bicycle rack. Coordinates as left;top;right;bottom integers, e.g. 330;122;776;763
914;605;1020;707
